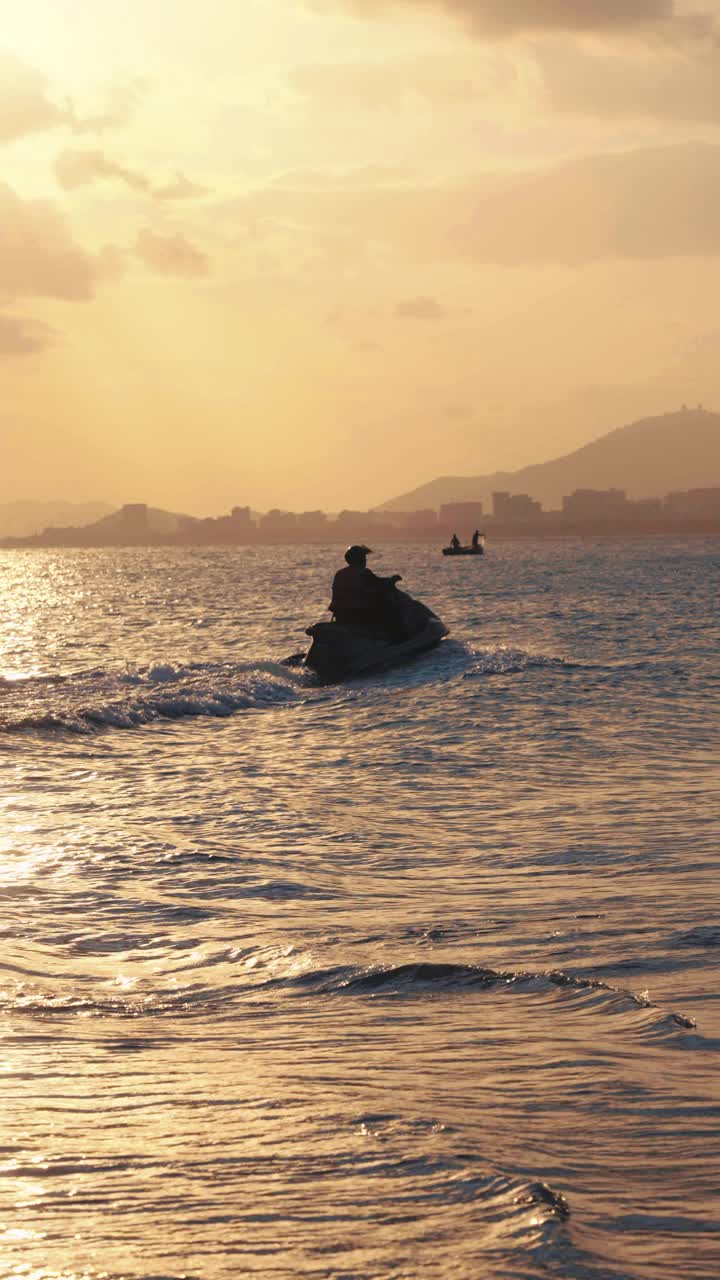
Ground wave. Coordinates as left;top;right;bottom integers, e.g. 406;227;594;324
267;960;697;1037
0;640;574;734
671;925;720;949
0;658;309;734
1;957;695;1044
0;1145;578;1280
461;644;580;678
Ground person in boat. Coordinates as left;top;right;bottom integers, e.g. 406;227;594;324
330;545;403;637
450;533;461;550
471;529;481;549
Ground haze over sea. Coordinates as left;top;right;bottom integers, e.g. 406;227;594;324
1;539;718;1280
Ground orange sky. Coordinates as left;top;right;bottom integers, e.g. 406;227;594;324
2;0;719;513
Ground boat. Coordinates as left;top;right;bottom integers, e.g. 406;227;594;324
442;542;484;557
303;588;449;683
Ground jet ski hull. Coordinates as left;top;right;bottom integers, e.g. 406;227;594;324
442;545;484;556
304;590;448;683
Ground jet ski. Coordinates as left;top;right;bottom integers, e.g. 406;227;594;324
304;588;449;683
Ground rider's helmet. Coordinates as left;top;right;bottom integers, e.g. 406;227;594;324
344;544;373;566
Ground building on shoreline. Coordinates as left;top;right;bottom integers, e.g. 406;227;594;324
493;492;543;522
3;487;720;548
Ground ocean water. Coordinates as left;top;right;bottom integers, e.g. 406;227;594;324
1;539;718;1280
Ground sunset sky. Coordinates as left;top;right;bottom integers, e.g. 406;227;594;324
2;0;720;513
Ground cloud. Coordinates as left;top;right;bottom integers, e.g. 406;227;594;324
0;53;145;146
68;80;147;134
55;148;151;194
293;36;720;126
460;142;720;263
0;50;67;143
154;173;208;200
55;148;208;200
0;313;58;357
396;296;446;318
289;53;514;110
0;182;104;302
134;228;210;276
231;142;720;267
226;178;462;272
537;42;720;121
327;0;716;41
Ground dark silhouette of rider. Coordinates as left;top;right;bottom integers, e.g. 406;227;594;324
330;545;403;637
471;529;481;549
450;533;460;550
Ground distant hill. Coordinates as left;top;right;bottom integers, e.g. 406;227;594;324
378;409;720;512
0;500;113;538
87;505;191;535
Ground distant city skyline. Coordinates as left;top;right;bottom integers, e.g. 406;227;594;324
5;482;720;548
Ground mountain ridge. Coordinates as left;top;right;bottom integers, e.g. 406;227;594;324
377;409;720;512
0;500;114;539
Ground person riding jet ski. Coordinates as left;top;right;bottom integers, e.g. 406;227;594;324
330;545;404;639
301;547;449;680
